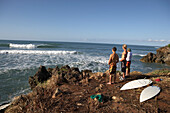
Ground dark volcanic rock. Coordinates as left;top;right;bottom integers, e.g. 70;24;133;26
28;76;37;90
29;65;51;89
52;66;60;76
5;67;170;113
81;69;92;78
140;45;170;65
140;52;156;63
60;65;70;72
28;65;93;89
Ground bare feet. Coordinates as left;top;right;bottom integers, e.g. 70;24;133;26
107;82;112;84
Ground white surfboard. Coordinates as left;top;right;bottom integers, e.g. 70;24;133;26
0;103;10;111
120;79;152;90
140;86;160;102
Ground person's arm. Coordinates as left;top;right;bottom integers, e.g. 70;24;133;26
116;54;119;63
126;52;130;61
108;55;112;65
130;52;132;60
120;52;125;61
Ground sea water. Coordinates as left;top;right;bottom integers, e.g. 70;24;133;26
0;40;169;105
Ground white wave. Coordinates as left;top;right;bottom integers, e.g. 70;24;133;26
133;54;146;57
0;50;77;55
155;46;160;49
9;43;36;49
11;87;31;98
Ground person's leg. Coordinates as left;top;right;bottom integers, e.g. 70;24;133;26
121;61;126;79
113;73;116;83
126;68;128;76
126;62;131;76
123;61;126;78
126;64;129;76
123;72;125;78
110;74;112;83
107;74;112;84
128;65;130;76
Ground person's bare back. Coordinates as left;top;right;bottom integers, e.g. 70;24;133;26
107;47;119;84
108;53;119;66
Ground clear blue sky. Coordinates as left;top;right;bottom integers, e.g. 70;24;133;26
0;0;170;46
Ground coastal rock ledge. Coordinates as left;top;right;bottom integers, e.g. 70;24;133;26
2;65;170;113
140;44;170;65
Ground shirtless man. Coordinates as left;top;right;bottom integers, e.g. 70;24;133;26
120;44;127;80
108;47;119;84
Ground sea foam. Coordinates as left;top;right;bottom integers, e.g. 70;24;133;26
133;54;146;57
0;50;77;55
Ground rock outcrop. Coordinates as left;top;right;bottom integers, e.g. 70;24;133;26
4;65;170;113
140;44;170;65
29;66;51;89
28;65;92;90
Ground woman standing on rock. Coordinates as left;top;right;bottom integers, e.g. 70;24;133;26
120;44;127;80
108;47;119;84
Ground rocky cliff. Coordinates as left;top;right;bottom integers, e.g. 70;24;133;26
3;65;170;113
140;44;170;65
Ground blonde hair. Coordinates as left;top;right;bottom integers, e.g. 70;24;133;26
123;44;127;49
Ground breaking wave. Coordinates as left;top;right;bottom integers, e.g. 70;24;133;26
133;54;146;57
9;43;36;49
37;44;61;48
0;43;61;49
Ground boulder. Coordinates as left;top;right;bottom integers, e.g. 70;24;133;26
52;66;60;76
60;65;70;73
140;45;170;65
164;54;170;65
28;77;37;90
29;66;51;89
155;58;164;64
28;65;92;89
71;67;80;73
156;45;170;57
81;69;92;78
140;52;156;63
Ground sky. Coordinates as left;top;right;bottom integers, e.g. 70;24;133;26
0;0;170;46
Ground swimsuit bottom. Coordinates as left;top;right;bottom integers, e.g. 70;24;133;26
121;60;126;72
109;65;116;74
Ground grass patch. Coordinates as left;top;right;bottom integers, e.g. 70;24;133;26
151;69;170;75
37;81;48;88
61;68;69;72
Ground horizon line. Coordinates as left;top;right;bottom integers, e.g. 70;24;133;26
0;38;165;47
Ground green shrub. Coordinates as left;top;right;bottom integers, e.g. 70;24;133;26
168;44;170;48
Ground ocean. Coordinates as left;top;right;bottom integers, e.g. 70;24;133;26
0;40;169;105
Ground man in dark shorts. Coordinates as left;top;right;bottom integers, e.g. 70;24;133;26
108;47;119;84
120;44;127;80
